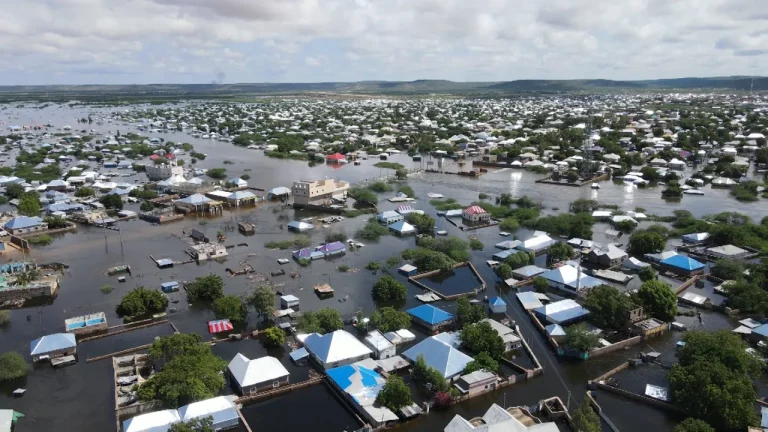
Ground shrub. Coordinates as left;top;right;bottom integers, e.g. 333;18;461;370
469;238;484;250
325;231;348;243
533;276;549;293
372;275;407;301
100;285;113;294
356;220;389;240
0;310;9;325
27;234;53;245
116;287;168;318
0;352;27;381
337;264;351;273
263;326;285;347
365;261;381;271
297;258;311;267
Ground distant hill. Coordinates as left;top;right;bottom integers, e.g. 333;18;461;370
0;77;765;101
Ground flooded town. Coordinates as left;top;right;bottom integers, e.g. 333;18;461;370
0;90;767;432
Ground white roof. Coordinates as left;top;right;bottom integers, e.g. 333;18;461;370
365;330;395;351
444;403;558;432
123;409;180;432
304;330;372;364
228;354;289;388
178;396;238;425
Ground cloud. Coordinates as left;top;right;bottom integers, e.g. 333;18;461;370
0;0;766;84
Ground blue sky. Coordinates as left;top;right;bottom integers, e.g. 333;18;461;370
0;0;766;85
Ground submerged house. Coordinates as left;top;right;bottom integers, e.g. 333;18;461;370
462;205;490;224
326;362;398;428
402;334;473;380
659;254;705;276
178;397;239;431
4;216;47;235
30;333;77;362
377;211;403;226
407;304;454;331
585;244;628;268
444;403;558;432
534;299;589;325
303;330;373;369
228;354;290;396
388;220;416;236
123;409;180;432
317;241;346;257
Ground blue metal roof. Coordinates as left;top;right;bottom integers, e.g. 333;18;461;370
407;304;453;325
402;335;473;379
30;333;76;356
327;364;381;391
5;216;43;230
489;296;506;306
660;254;704;271
752;324;768;338
388;220;415;233
289;348;309;361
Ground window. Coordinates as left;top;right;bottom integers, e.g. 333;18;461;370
272;381;280;388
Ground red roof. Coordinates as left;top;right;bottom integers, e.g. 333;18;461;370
165;153;176;159
463;205;487;215
325;152;346;160
208;319;234;334
149;154;161;160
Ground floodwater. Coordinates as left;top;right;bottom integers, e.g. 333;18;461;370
0;103;764;432
417;265;483;297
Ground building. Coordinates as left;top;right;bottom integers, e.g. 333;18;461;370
659;254;705;276
516;234;557;255
287;220;314;232
444;403;558;432
407;304;454;331
30;333;77;362
178;396;239;431
488;297;507;314
538;265;603;295
585;244;627;268
303;330;373;369
511;265;546;280
516;292;544;311
706;244;750;260
64;312;107;336
534;299;590;325
454;370;499;397
4;216;47;235
388;220;417;236
187;243;228;262
377;211;403;226
174;194;223;214
402;334;473;380
681;232;709;244
479;319;521;351
292;179;349;206
228;354;290;396
227;177;248;188
462;205;491;224
123;409;180;432
280;294;300;309
317;241;347;257
326;362;398;428
364;330;396;360
145;163;183;181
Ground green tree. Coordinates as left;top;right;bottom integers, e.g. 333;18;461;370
499;217;520;231
297;308;343;334
548;242;574;262
494;263;513;280
169;417;214;432
533;276;549;293
99;193;124;210
5;183;24;199
0;352;27;382
375;375;412;411
18;194;41;216
562;323;600;353
673;418;715;432
637;280;677;322
116;287;168;318
412;354;449;392
585;285;630;330
213;295;247;322
370;307;411;332
456;297;485;328
206;168;227;179
460;321;504;358
463;351;499;374
355;220;389;240
627;231;666;256
148;334;209;363
469;238;484;250
262;326;285;347
406;213;435;234
186;274;224;303
569;199;599;214
571;402;601;432
504;251;533;269
140;201;155;212
372;275;407;301
74;187;95;197
44;215;69;229
246;285;275;322
710;259;744;280
724;281;768;315
638;266;656;282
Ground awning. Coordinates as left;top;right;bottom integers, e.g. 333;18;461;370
208;319;234;334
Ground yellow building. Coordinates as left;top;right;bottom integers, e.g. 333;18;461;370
292;179;349;207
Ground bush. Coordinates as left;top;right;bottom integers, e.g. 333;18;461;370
563;323;600;352
0;352;27;381
370;307;411;332
372;275;407;301
297;308;343;334
711;259;744;280
533;276;549;293
638;266;656;282
116;287;168;318
99;194;124;210
337;264;351;273
74;187;95;197
140;201;154;212
356;220;389;240
478;193;489;200
44;215;69;229
100;285;113;294
213;295;247;322
206;168;227;179
406;213;435;234
469;238;484;250
368;181;393;193
494;263;513;280
365;261;381;271
386;256;401;268
499;217;520;231
348;187;378;205
263;326;285;347
398;185;414;197
27;234;53;245
325;231;348;243
186;275;224;303
297;258;311;267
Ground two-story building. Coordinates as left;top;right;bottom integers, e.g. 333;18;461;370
292;179;349;207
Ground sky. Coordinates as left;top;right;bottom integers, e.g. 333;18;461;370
1;0;767;85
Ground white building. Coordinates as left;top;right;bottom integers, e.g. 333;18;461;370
364;330;396;359
187;243;228;262
480;319;521;352
444;403;558;432
304;330;372;369
145;163;184;181
178;396;239;431
123;409;180;432
228;354;290;396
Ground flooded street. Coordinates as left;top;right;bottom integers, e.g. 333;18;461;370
0;103;763;432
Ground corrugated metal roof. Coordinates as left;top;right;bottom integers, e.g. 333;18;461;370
304;330;372;364
30;333;76;356
228;354;289;388
402;335;473;379
407;304;453;325
178;396;238;426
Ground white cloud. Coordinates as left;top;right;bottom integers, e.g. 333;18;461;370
0;0;765;84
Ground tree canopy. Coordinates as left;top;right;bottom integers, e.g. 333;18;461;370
297;308;343;334
246;285;275;321
637;280;677;322
0;352;27;382
710;259;744;281
372;275;407;301
262;326;285;347
406;213;435;234
460;321;504;359
186;274;224;303
456;297;485;328
562;323;600;353
584;284;631;330
463;351;500;374
627;231;666;256
99;193;124;210
673;418;715;432
18;194;41;216
548;242;574;262
571;402;601;432
169;417;214;432
412;354;449;393
116;287;168;318
370;307;411;332
375;375;412;412
213;295;247;322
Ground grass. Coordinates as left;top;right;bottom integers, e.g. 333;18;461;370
264;235;312;250
356;220;390;241
27;234;53;246
431;198;463;211
337;264;351;273
100;285;114;294
297;258;311;267
368;181;393;193
386;256;402;268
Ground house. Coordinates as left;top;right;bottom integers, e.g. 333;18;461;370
402;334;474;380
186;243;228;262
303;330;373;369
480;319;521;351
4;216;47;235
46;179;69;191
454;370;499;397
511;265;546;280
174;194;223;214
706;244;750;259
227;177;248;188
292;179;349;206
178;396;239;431
30;333;77;362
228;354;290;396
388;220;416;236
659;254;705;276
317;241;346;257
266;186;291;200
287;220;314;232
534;299;590;325
516;292;544;310
488;297;507;314
585;244;628;268
377;211;403;225
364;330;396;359
538;264;603;295
462;205;490;224
145;163;184;181
444;403;559;432
326;362;398;428
516;234;556;255
398;264;418;276
123;409;180;432
407;304;454;330
545;324;567;341
280;294;300;309
681;232;709;244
